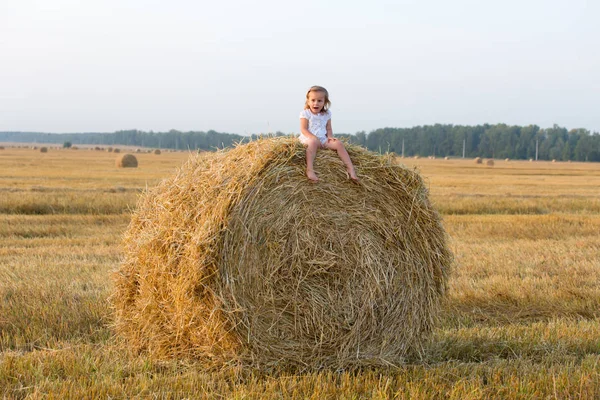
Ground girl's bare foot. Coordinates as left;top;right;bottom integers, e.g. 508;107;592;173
307;169;319;182
347;168;359;183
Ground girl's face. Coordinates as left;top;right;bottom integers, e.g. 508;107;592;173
307;91;326;114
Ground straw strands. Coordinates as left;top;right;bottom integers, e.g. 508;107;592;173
112;138;452;370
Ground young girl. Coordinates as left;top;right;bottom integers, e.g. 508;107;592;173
299;86;359;183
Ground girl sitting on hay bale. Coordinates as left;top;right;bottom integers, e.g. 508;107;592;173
299;86;359;183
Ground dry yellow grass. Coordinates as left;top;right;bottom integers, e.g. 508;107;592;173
0;145;599;397
397;157;600;215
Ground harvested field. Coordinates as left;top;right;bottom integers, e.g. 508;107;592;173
0;145;599;398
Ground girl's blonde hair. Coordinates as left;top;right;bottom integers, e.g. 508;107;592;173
304;86;331;113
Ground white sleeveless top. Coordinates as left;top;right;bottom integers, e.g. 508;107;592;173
299;109;331;140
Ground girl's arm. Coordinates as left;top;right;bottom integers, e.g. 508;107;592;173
326;119;335;140
300;118;318;140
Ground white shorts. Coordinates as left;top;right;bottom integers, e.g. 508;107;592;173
299;134;328;146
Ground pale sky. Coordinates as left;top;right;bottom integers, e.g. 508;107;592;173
1;0;599;135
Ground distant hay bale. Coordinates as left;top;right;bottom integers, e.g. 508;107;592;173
112;138;452;370
40;147;48;153
413;155;420;159
529;158;534;162
0;146;4;150
95;146;102;151
154;149;162;155
552;159;556;163
32;146;38;150
444;156;449;160
505;158;510;162
116;153;138;168
486;159;495;166
107;147;114;152
114;148;121;153
135;148;141;153
71;146;79;150
474;157;482;164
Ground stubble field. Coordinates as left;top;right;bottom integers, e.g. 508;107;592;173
0;146;599;399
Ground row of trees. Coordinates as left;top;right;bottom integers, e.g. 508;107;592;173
0;129;249;150
345;124;600;162
1;124;599;161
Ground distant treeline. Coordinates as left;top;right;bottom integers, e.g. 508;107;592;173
350;124;600;162
0;129;251;151
2;123;599;161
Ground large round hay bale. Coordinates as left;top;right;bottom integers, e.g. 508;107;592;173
154;149;162;155
116;153;138;168
112;138;452;370
474;157;482;164
486;159;495;166
40;147;48;153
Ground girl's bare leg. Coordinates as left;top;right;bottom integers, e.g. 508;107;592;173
325;140;358;181
305;138;320;182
